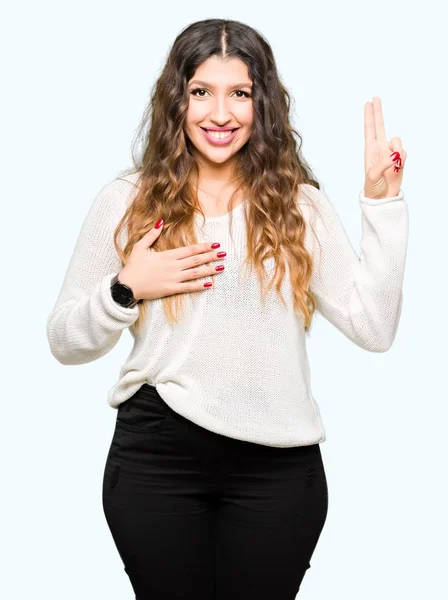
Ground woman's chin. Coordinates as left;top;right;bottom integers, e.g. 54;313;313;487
194;144;238;164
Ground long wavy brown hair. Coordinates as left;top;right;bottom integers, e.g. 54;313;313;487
114;18;322;333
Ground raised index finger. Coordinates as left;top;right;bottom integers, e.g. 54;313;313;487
372;96;387;142
364;101;376;142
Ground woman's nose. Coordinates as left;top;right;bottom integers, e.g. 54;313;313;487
209;97;232;122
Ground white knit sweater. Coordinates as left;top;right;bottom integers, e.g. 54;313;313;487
46;172;409;447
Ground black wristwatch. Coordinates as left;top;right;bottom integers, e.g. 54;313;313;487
110;274;142;308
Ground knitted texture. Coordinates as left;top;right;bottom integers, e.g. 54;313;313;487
46;173;409;447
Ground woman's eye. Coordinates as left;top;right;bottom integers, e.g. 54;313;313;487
190;88;208;97
190;88;206;98
234;90;251;98
190;88;251;98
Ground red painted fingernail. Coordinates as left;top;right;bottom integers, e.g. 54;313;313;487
394;166;400;172
396;158;402;167
211;242;220;249
390;151;400;161
155;219;163;229
204;282;213;288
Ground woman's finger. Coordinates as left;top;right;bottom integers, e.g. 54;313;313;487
397;148;407;172
389;136;403;172
364;101;376;143
373;97;387;142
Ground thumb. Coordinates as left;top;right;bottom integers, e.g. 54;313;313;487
367;153;398;182
137;218;164;249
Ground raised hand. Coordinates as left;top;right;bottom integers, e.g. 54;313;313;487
364;96;407;199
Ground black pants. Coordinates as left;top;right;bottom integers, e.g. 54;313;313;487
102;384;329;599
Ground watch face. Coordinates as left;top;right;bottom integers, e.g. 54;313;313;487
112;283;133;306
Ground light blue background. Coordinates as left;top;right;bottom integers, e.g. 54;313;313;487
2;0;446;598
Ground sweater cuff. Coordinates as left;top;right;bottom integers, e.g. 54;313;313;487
359;188;405;206
99;272;141;324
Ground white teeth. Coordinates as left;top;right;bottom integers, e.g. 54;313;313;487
206;129;234;139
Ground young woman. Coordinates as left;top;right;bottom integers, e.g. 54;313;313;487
46;18;408;600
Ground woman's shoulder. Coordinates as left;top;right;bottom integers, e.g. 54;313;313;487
94;170;142;211
297;182;326;206
115;170;142;189
297;182;330;224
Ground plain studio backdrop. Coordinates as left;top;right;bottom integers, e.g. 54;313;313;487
1;1;446;598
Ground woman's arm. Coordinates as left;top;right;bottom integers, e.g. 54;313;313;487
300;183;409;352
46;177;140;365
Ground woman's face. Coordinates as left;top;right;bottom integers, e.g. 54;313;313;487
185;56;254;166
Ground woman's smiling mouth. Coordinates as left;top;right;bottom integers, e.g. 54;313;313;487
200;127;239;145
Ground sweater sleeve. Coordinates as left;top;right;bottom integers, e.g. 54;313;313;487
299;184;409;352
46;177;141;365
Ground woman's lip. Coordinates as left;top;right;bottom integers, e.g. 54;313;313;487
200;127;239;132
200;127;239;146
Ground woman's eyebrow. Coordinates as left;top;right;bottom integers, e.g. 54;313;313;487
188;79;253;89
